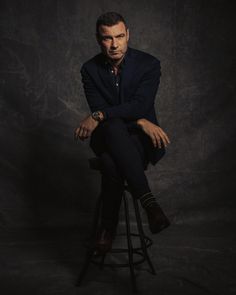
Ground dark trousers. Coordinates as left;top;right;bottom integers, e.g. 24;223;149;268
90;118;151;231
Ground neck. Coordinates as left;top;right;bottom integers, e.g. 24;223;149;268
108;56;124;68
106;48;128;68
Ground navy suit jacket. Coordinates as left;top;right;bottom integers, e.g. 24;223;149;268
80;47;165;166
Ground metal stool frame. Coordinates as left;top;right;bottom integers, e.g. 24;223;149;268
76;157;156;293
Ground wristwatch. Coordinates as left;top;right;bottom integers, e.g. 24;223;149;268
91;111;104;122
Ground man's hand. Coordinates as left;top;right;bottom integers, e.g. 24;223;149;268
137;118;170;148
74;115;99;141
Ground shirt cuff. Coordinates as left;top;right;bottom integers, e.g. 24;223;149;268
101;110;107;121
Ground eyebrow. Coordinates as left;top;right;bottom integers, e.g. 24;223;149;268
101;33;125;38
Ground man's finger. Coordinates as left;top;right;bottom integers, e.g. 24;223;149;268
161;132;171;144
159;134;168;147
150;131;160;148
150;135;157;147
157;129;170;146
74;128;79;140
78;127;85;138
157;138;162;149
82;128;88;138
153;133;162;148
87;130;92;137
158;128;171;143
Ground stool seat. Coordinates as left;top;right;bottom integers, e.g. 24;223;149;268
76;157;156;293
89;156;148;172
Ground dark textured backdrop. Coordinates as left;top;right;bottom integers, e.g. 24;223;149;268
0;0;235;229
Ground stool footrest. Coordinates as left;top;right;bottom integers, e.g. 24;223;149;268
115;232;153;249
91;251;148;268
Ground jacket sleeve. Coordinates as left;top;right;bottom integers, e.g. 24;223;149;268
103;59;161;120
80;65;111;113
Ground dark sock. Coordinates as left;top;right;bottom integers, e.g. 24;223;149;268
139;192;158;209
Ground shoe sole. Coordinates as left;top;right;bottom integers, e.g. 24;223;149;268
150;220;170;234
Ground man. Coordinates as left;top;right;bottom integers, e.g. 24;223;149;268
74;12;171;255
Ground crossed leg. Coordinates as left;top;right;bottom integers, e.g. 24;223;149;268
90;118;151;231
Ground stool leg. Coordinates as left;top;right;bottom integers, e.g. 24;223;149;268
76;193;102;286
123;192;138;293
133;198;156;275
90;192;103;239
99;253;106;270
76;245;94;286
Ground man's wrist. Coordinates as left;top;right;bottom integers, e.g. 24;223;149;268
136;118;146;128
91;110;105;122
99;111;105;121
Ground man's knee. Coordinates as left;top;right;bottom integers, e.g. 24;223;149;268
100;118;127;136
102;117;125;127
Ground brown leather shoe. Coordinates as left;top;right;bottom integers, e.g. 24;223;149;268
93;228;116;256
145;203;170;234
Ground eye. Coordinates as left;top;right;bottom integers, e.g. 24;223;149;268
102;36;111;41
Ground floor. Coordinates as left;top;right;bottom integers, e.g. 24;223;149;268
0;223;235;295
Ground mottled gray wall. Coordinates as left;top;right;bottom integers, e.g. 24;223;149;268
0;0;235;228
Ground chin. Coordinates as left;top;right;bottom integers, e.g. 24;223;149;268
111;57;122;61
110;54;123;60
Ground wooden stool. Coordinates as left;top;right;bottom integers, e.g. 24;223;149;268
76;157;156;293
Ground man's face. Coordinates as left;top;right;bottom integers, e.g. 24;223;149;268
97;21;129;62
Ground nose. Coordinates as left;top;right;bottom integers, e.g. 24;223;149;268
111;38;118;48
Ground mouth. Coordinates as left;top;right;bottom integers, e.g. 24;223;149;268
109;51;120;55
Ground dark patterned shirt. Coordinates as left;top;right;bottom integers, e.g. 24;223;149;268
104;55;126;103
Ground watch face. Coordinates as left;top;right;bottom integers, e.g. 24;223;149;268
92;112;100;121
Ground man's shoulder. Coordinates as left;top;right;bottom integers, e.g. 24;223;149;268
81;53;104;72
128;47;160;64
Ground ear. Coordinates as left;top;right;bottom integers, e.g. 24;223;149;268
96;33;101;45
126;28;130;42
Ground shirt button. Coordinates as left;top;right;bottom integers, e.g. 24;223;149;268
111;70;114;73
116;83;119;86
